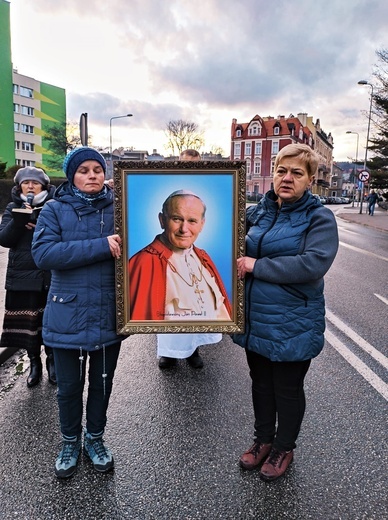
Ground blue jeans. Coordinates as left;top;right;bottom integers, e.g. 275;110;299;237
368;202;376;215
52;343;121;437
246;350;311;451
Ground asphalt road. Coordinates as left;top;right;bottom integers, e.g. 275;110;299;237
0;205;387;520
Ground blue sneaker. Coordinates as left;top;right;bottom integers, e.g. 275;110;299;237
83;431;114;473
55;435;81;478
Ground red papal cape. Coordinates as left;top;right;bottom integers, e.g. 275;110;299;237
128;235;232;320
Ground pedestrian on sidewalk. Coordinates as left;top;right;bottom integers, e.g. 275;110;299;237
233;144;338;481
0;167;56;387
32;147;125;479
367;189;379;216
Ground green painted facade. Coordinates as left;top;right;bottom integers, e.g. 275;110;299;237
0;0;16;168
37;82;66;175
0;0;66;176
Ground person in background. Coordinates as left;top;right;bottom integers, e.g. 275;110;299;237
160;149;227;368
134;149;227;369
0;167;56;387
233;143;338;482
32;147;124;479
367;189;379;216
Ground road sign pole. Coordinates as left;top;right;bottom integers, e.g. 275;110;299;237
358;170;370;214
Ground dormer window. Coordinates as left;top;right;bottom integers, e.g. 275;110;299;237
236;129;241;137
248;123;261;136
274;126;280;135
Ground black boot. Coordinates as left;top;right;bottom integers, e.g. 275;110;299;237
45;347;57;385
27;348;42;388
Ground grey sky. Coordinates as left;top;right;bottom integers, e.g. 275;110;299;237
10;0;388;158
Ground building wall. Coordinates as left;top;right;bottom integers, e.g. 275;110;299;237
13;72;66;174
231;113;333;196
0;1;66;175
0;0;15;168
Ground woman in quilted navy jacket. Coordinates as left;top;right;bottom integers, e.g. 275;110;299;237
32;147;124;479
233;144;338;481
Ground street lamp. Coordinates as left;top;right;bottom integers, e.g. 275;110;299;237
346;131;359;207
109;113;133;176
357;80;374;214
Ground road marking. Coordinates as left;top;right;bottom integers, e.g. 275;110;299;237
374;293;388;306
325;330;388;402
338;228;358;235
339;241;388;262
326;310;388;369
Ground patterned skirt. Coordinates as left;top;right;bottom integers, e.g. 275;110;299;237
0;290;48;351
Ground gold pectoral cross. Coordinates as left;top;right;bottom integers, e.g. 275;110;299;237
195;288;204;303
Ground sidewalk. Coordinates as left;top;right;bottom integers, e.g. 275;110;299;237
1;204;387;366
335;203;388;232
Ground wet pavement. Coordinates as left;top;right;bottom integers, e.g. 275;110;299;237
0;205;387;519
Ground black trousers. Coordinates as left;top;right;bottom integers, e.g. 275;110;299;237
53;343;121;438
246;350;311;451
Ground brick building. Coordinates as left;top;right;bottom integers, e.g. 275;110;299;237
230;112;333;196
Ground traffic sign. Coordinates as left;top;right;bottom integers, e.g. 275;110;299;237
358;170;370;182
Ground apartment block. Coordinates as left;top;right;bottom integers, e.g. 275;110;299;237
0;0;66;174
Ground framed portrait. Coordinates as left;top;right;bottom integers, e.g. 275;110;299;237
113;160;246;334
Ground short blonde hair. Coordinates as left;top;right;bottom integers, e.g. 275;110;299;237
274;144;319;178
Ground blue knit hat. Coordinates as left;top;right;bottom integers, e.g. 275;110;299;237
63;147;106;183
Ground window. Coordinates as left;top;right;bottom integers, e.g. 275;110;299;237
274;126;280;135
234;143;241;157
299;128;303;140
255;142;262;155
21;105;34;116
248;124;261;136
19;86;33;98
254;161;261;176
245;142;251;155
236;129;241;137
13;84;19;94
14;122;20;132
272;141;279;155
22;142;35;152
21;124;34;134
13;103;20;113
15;141;20;150
271;159;276;174
18;159;35;166
246;160;251;176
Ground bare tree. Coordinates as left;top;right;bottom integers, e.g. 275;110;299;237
164;120;205;155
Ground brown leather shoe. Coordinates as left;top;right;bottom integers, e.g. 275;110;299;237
239;442;272;470
259;448;293;481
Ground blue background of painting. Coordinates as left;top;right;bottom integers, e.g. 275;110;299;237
126;173;234;301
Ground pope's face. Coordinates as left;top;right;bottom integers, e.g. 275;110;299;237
73;160;105;194
159;195;205;251
273;156;314;206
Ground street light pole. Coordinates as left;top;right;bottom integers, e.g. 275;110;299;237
346;131;359;207
109;114;133;177
357;80;374;214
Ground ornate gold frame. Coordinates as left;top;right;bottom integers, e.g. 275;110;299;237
114;160;246;334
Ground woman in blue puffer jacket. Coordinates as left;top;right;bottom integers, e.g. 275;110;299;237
32;147;124;479
233;143;338;482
